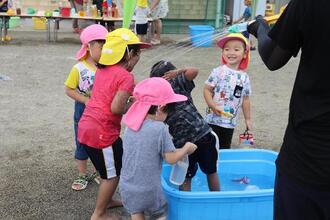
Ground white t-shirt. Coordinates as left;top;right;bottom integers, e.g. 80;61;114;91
134;7;150;24
205;65;251;129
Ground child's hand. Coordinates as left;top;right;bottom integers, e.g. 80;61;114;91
163;70;179;80
211;107;233;118
183;142;197;155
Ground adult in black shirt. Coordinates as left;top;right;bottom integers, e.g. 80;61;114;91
248;0;330;219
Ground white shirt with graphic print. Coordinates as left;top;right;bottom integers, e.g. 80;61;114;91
205;65;251;129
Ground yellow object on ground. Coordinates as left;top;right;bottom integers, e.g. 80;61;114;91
32;17;47;30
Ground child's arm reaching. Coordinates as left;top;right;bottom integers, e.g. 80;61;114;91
164;142;197;164
111;91;131;115
242;96;252;130
65;86;89;104
163;68;199;81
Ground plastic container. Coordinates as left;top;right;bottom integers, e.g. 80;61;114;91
9;17;20;29
170;154;189;185
32;17;47;30
189;25;215;47
162;149;278;220
60;7;71;17
228;22;248;33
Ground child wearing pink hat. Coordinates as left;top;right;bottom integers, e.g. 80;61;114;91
204;33;252;149
64;24;108;191
120;77;197;220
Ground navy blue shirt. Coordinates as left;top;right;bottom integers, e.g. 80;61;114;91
165;73;211;148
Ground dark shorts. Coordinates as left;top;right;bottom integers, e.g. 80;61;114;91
186;132;218;178
73;101;88;160
274;171;330;220
83;138;123;179
242;31;249;39
0;17;9;29
136;23;148;35
209;124;234;149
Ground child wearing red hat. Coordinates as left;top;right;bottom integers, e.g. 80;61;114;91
204;33;252;149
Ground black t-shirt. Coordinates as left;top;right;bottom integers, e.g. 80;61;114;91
269;0;330;190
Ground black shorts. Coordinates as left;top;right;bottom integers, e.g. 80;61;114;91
136;23;148;35
186;132;218;178
209;124;234;149
83;138;123;179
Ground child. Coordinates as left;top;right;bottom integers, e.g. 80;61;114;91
204;33;252;149
148;0;168;45
0;0;11;42
65;24;108;191
68;0;84;33
134;0;150;42
150;61;220;192
233;0;255;50
77;28;151;220
121;77;197;220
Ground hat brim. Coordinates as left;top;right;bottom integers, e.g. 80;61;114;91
217;36;248;49
163;93;187;105
130;42;152;49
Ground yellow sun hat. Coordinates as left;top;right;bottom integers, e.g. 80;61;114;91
217;33;250;70
137;0;148;8
99;28;151;66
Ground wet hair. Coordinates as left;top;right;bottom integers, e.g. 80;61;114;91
96;44;140;68
147;103;176;115
150;60;177;78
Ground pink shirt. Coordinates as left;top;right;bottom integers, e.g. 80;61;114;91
78;64;134;148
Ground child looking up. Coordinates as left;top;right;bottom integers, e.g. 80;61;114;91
65;24;108;191
204;33;252;149
78;28;150;220
121;77;197;220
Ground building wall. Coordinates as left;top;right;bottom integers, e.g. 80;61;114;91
167;0;217;20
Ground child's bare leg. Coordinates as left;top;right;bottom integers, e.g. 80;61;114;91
154;19;162;41
77;159;88;175
207;172;220;191
91;177;120;220
179;178;192;191
131;213;145;220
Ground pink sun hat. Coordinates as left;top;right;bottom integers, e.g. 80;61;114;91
76;24;109;60
123;77;187;131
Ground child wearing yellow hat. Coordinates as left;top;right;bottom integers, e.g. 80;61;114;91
204;33;253;149
77;28;150;220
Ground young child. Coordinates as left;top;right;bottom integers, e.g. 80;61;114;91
134;0;150;42
150;61;220;192
77;28;151;220
120;77;197;220
233;0;255;50
0;0;11;42
65;24;108;191
204;33;252;149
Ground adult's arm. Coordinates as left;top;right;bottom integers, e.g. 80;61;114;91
247;16;293;71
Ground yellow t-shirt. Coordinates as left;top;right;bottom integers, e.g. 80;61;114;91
65;60;97;97
137;0;148;8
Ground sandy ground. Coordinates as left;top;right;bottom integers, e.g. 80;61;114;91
0;22;300;220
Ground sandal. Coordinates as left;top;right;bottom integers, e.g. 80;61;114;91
71;175;89;191
88;172;101;185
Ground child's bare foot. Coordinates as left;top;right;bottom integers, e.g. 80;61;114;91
107;199;123;209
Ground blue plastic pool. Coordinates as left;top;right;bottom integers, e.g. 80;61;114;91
161;149;278;220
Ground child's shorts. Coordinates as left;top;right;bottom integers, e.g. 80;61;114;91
0;17;9;29
73;101;88;160
186;132;218;178
136;23;148;35
83;138;123;179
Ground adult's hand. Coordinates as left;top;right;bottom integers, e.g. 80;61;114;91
247;15;268;38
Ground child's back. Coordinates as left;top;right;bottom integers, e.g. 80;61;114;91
120;119;174;212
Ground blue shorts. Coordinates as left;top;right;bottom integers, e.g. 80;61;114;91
274;171;330;220
186;132;218;178
73;101;88;160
